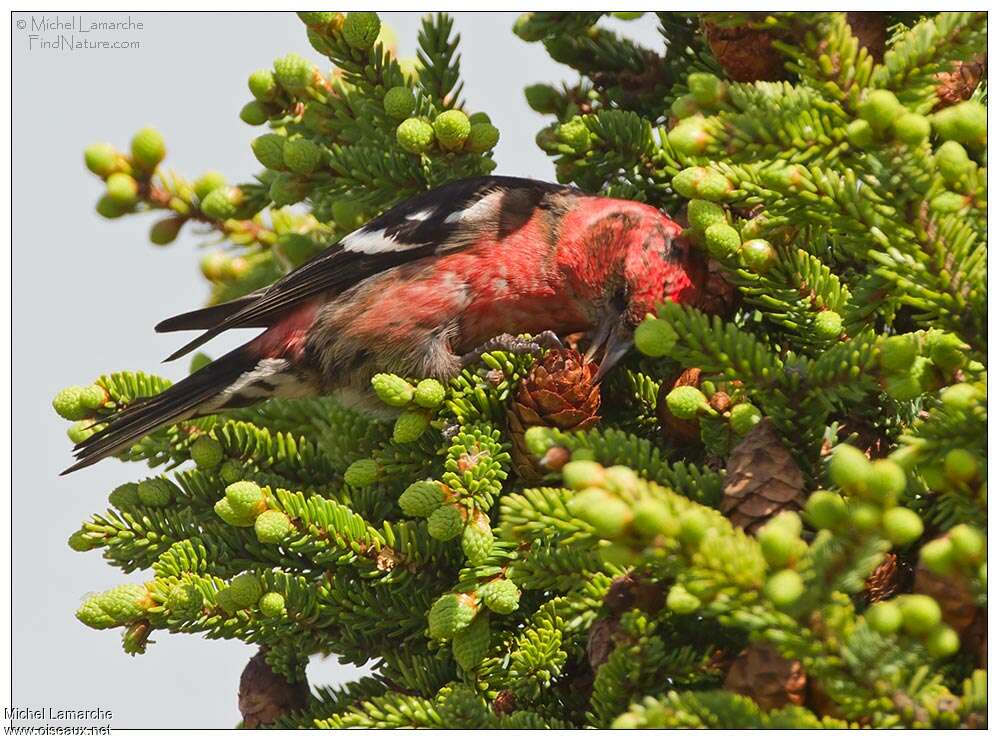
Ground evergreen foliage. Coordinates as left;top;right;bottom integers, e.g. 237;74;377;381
62;11;985;728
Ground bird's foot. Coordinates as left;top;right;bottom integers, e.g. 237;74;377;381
459;331;563;367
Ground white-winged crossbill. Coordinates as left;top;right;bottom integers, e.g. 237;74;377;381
64;176;704;472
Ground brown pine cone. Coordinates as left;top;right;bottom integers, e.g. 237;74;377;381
656;368;703;449
507;348;601;481
863;552;913;604
721;419;805;533
724;644;807;711
694;260;740;319
704;12;886;83
934;55;986;110
238;650;309;729
491;690;516;716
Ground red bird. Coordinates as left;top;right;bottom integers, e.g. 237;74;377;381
65;176;703;472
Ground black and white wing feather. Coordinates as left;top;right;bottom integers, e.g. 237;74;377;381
157;176;576;360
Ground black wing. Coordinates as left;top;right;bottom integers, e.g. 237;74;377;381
157;176;576;361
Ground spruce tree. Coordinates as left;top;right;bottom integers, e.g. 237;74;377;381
59;11;986;728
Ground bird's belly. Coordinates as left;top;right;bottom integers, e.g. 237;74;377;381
457;295;592;353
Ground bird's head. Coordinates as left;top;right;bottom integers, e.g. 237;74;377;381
576;205;704;378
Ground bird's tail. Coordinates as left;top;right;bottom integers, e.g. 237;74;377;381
61;345;292;474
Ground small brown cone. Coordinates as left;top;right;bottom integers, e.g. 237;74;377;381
724;644;807;711
656;368;703;449
492;690;516;716
694;260;740;319
863;552;910;604
933;55;986;110
507;348;601;481
704;16;786;82
238;649;309;729
721;418;805;533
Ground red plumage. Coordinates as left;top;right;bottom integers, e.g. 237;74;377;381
64;176;702;473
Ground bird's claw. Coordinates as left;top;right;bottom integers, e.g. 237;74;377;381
459;331;564;367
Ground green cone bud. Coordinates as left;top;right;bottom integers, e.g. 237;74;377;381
940;382;979;410
524;83;560;114
214;498;256;528
666;584;701;614
397;117;435;154
77;584;152;628
254;510;294;544
931;100;986;148
804;490;847;530
96;194;128;219
882;507;923;546
764;569;804;607
258;591;286;618
344;458;379;487
858;89;902;130
166;584;203;620
557;116;590;153
633;316;678;358
926;332;968;373
137;478;173;508
925;624;960;657
106;172;139;207
200;187;242;220
433;110;471;150
399;480;446;518
478;578;520;614
930;191;967;214
108;483;141;510
849;501;881;531
214;587;238;615
893;113;930;145
633;497;676;538
688;72;725;106
561;460;606;490
428;593;476;639
846;119;875;148
84;142;119;178
53;386;88;421
944;448;978;483
269;174;310;207
383;86;415;120
813;310;843;340
67;420;98;444
935;141;972;184
867;459;906;503
466;123;500;153
568;487;631;538
524;426;558;457
190;436;224;469
670;94;699;119
898;594;941;635
461;513;494;565
283;137;323;174
252;133;288;171
468;112;491;125
949;524;986;565
866;600;902;635
248;68;278;100
343;11;380;50
274;52;314;93
225;481;267;519
428;504;464;541
452;614;491;671
193;171;227;202
666;385;709;420
729;403;762;436
920;537;955;574
828;444;871;493
758;521;802;568
393;409;431;444
672;166;732;201
741;238;777;273
130;127;166;170
678;509;710;547
413;378;446;409
668;118;710;155
239;101;268;126
229;573;263;609
704;223;741;259
687;199;727;232
372;373;414;406
149;216;185;245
